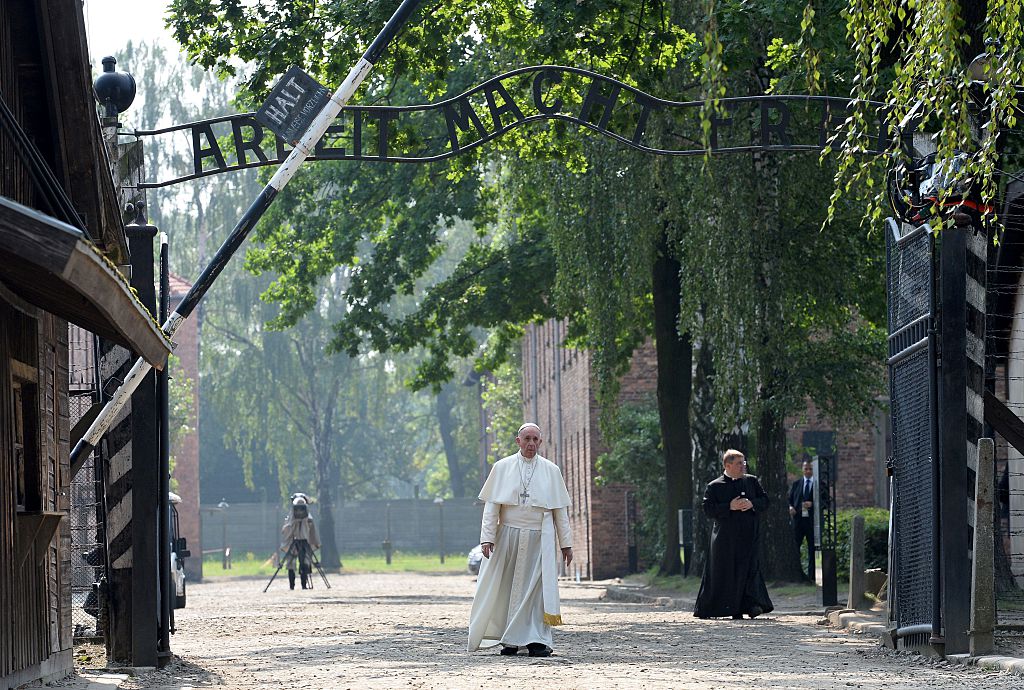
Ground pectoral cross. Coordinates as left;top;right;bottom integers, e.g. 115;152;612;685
519;490;530;505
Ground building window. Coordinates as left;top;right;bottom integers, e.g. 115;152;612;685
13;373;40;512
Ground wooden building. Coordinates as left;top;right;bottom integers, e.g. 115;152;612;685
0;2;171;686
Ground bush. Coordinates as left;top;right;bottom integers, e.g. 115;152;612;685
835;507;889;579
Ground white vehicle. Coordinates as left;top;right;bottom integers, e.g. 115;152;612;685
169;492;188;608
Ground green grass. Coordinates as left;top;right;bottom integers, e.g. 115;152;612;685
202;550;469;576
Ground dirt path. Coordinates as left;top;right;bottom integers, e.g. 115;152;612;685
97;573;1015;688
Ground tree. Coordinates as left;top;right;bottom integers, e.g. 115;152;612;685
168;0;705;575
113;39;471;527
167;1;890;582
824;0;1023;228
114;40;283;503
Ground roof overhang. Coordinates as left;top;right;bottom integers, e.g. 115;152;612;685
0;196;171;369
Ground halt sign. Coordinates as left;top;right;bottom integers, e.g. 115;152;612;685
255;66;332;145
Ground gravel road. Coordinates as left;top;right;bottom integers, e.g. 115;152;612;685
64;572;1017;689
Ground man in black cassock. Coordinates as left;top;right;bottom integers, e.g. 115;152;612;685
694;449;774;619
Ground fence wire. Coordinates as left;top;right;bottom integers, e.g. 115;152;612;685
68;327;104;641
995;464;1024;626
887;223;936;636
986;223;1024;625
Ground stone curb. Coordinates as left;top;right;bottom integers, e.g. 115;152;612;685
826;609;889;640
946;653;1024;676
603;585;823;617
603;585;686;608
827;610;1024;676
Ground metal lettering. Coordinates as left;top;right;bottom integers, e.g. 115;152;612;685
482;81;525;133
759;99;791;148
352;109;363;158
710;104;735;151
132;67;888;188
192;122;227;175
443;97;488;153
232;116;270;165
532;69;563;115
579;78;621;131
365;109;400;158
631;94;661;145
314;123;347;159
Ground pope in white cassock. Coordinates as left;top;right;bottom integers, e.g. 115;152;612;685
468;423;573;657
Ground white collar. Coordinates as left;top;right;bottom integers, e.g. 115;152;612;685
518;451;537;463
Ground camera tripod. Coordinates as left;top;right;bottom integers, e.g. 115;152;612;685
263;539;331;592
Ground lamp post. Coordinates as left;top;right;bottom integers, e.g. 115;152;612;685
434;497;445;564
217;499;229;569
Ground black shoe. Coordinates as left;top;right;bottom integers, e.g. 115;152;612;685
527;643;551;657
500;646;519;656
748;606;763;619
731;614;743;620
288;570;296;590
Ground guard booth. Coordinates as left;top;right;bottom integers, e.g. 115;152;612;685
0;2;172;686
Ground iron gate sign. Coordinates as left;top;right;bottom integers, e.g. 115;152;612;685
254;66;332;145
132;65;888;189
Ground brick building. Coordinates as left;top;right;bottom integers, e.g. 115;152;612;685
522;321;658;580
784;401;890;510
168;273;202;581
522;320;888;580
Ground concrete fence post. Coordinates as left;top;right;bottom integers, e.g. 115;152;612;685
847;514;866;610
970;437;995;657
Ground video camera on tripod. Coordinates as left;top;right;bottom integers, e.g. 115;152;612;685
262;493;331;592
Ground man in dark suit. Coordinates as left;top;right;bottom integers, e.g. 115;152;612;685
788;459;824;582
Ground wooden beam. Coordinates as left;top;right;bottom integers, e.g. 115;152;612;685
69;402;102;479
41;0;129;262
9;358;36;383
984;390;1024;456
0;196;172;368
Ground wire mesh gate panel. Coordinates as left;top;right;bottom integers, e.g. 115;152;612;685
68;326;106;641
886;220;936;647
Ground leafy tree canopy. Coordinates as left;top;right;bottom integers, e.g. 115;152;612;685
168;0;702;387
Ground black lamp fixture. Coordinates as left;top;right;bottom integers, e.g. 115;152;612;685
93;56;136;122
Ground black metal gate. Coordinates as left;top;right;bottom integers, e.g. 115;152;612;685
886;219;937;648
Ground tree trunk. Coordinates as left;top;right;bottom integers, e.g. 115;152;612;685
437;382;466;498
653;231;693;576
317;482;342;570
755;402;805;582
313;435;341;569
690;338;720;577
746;57;802;583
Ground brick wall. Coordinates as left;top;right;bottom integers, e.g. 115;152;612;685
168;274;202;581
784;400;889;510
522;321;658;579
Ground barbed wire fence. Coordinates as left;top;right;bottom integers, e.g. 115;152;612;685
986;218;1024;628
68;327;105;642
